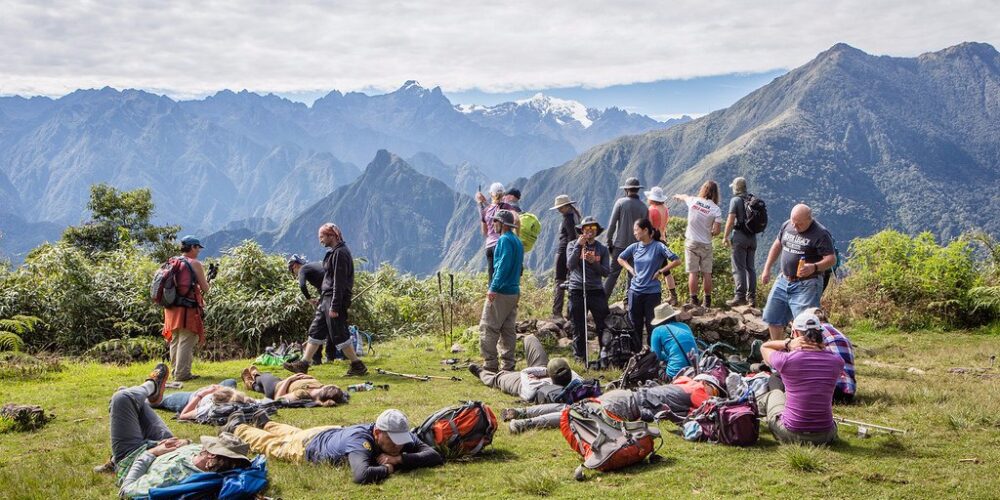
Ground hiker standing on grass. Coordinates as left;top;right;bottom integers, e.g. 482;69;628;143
288;255;336;365
566;216;611;362
478;209;523;373
758;311;844;445
603;177;648;299
618;218;681;350
760;204;835;341
673;181;723;308
476;182;517;283
163;236;211;382
284;223;367;377
550;194;581;319
645;186;680;306
722;177;758;307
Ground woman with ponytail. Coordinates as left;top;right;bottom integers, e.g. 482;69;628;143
617;218;682;351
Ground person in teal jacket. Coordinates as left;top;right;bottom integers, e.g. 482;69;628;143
479;209;524;372
648;303;700;378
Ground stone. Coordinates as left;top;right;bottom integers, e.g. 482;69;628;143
676;310;693;322
557;338;573;348
744;317;770;336
450;343;465;353
699;330;721;342
731;305;752;315
609;302;627;316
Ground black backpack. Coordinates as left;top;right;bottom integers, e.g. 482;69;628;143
741;193;768;234
607;348;663;390
594;329;634;370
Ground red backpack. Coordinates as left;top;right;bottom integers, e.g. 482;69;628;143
560;399;659;473
150;257;197;307
414;401;498;458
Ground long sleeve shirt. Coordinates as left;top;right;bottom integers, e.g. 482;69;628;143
557;210;579;253
297;262;324;300
566;239;610;290
305;424;444;484
605;195;647;250
489;231;524;294
118;445;202;498
322;242;354;311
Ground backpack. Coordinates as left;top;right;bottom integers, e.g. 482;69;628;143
151;257;197;308
595;329;634;370
145;455;268;500
333;326;374;359
535;378;603;404
679;391;760;447
560;399;660;472
606;348;664;390
414;401;498;458
518;212;542;252
741;193;768;234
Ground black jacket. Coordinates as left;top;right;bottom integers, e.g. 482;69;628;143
322;242;354;312
297;262;324;300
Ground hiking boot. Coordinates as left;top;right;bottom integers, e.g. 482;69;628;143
686;296;702;307
704;295;712;308
668;289;679;306
248;408;270;429
283;360;310;374
468;363;482;378
509;419;528;434
220;411;248;435
146;363;169;406
500;408;525;421
92;457;115;474
346;360;368;377
240;367;256;391
725;297;748;307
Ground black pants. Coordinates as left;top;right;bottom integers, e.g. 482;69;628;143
306;305;339;363
552;246;569;317
486;246;496;284
628;290;661;351
603;246;631;298
568;288;610;360
252;373;281;399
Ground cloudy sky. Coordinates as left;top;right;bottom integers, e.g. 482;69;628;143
1;0;997;115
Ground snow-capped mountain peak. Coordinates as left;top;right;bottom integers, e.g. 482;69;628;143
516;93;593;128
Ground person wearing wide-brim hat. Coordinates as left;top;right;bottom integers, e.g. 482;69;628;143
565;215;611;362
604;177;648;298
549;195;582;319
648;303;700;379
644;186;680;306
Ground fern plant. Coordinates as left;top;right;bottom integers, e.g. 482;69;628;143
0;315;40;352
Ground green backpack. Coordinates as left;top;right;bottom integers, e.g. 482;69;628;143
518;212;541;252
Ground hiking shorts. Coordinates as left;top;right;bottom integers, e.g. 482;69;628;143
307;305;351;348
762;275;822;327
685;242;713;273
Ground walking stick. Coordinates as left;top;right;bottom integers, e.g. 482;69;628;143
449;273;455;347
438;272;448;350
833;416;906;436
376;368;462;382
581;244;589;371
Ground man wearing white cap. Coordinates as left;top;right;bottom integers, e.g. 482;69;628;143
231;408;443;484
550;194;581;318
758;311;844;445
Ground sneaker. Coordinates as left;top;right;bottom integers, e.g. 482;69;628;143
725;297;748;307
500;408;525;421
220;411;248;435
92;457;115;474
509;419;527;434
283;360;310;374
467;363;482;378
146;363;169;406
248;408;270;429
346;360;368;377
240;367;256;391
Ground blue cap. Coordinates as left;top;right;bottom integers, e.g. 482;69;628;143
180;235;203;248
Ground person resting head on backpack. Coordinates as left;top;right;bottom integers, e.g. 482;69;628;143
469;335;581;404
241;367;349;407
175;385;259;422
758;311;844;445
224;408;443;484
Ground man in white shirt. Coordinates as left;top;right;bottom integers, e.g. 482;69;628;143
673;181;723;307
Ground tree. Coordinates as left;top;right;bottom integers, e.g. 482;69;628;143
62;184;180;260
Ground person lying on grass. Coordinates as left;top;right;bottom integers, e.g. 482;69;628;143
151;379;259;421
501;373;725;433
241;366;349;406
468;334;581;403
758;311;844;445
221;408;443;484
106;363;254;498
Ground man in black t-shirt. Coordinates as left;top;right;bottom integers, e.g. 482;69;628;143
722;177;758;307
760;204;836;340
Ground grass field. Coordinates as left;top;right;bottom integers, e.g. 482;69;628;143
2;324;999;499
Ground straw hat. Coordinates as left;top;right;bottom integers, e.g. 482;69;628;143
549;194;577;210
649;303;680;326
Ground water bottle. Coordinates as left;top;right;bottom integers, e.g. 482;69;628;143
796;256;806;277
347;382;374;392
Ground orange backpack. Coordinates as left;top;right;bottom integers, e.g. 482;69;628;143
560;399;660;472
415;401;498;458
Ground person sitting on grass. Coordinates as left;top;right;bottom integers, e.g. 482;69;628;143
106;363;254;498
223;408;443;484
648;303;700;379
241;367;349;407
758;311;844;445
502;373;725;433
468;334;580;403
805;307;857;403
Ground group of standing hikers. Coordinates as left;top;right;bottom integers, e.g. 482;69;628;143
106;173;853;496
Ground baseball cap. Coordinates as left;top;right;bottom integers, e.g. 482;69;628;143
180;235;203;248
506;188;522;199
792;311;822;332
375;409;413;445
488;182;505;196
546;358;572;387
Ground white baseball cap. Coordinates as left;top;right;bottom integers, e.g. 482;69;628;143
375;409;413;445
792;311;822;332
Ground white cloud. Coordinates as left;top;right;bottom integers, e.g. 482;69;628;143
0;0;997;98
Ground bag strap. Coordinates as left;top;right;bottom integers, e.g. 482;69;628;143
665;325;698;374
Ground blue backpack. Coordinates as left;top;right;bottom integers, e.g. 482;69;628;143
334;325;374;359
144;455;268;500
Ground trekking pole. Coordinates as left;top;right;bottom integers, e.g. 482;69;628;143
438;272;447;350
833;416;906;437
376;368;462;382
449;273;455;347
581;244;589;371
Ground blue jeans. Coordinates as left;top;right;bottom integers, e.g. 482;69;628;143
762;275;822;327
152;379;237;413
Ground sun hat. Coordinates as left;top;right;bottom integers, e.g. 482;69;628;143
549;194;577;210
575;215;604;236
693;373;726;396
644;186;668;203
375;409;414;445
201;433;251;464
619;177;643;190
649;303;680;326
